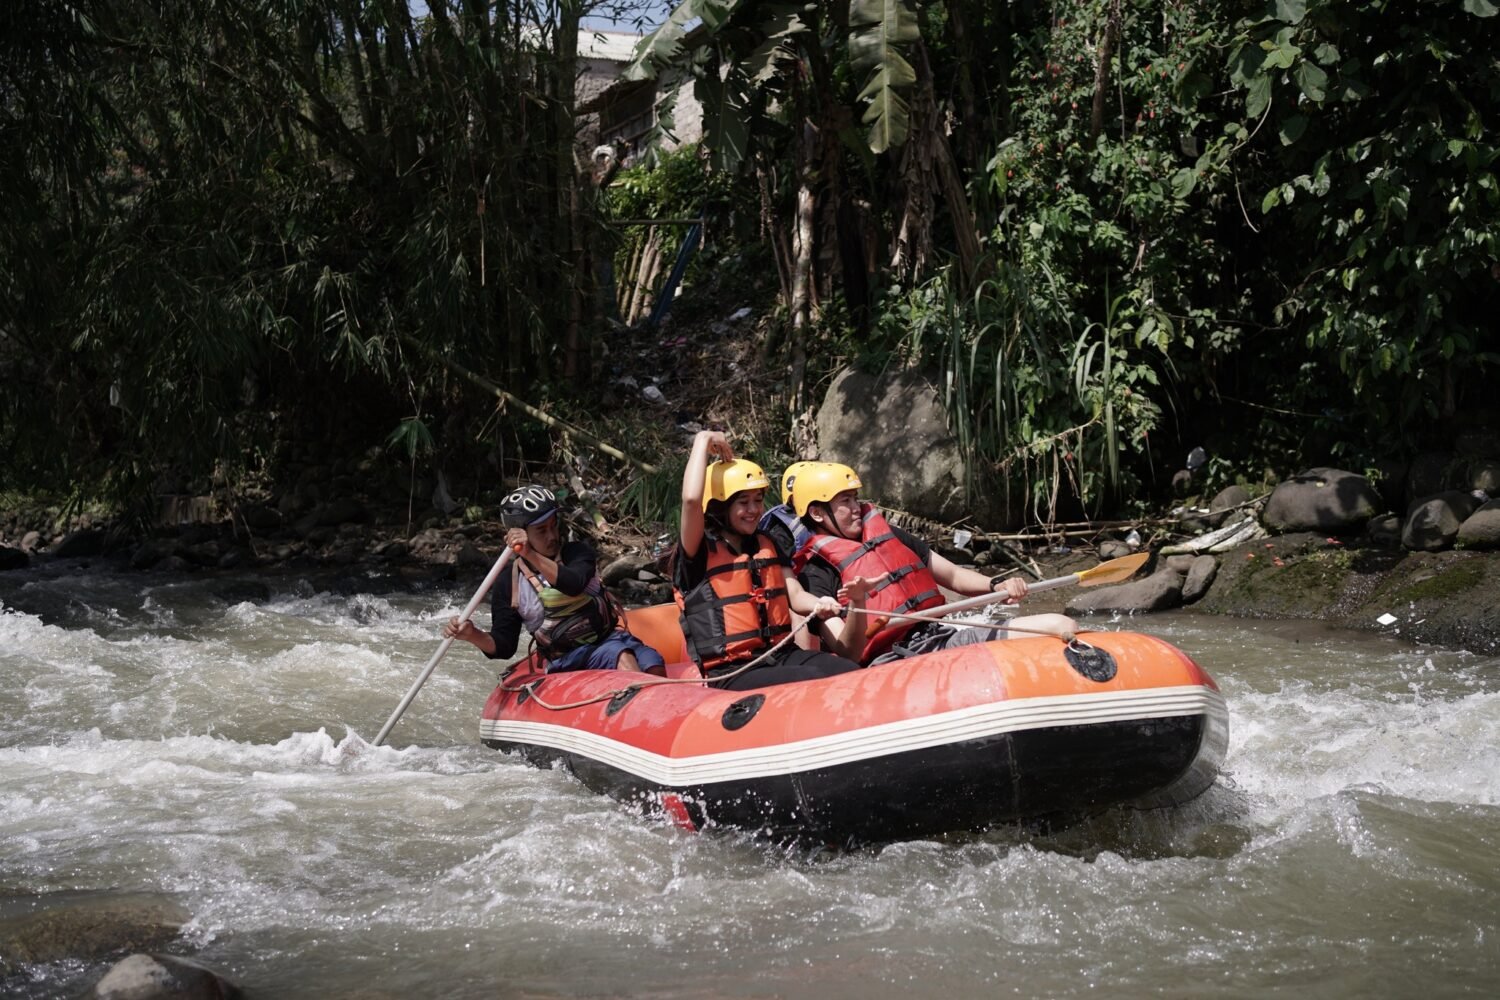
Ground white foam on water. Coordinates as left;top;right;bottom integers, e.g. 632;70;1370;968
3;588;1499;998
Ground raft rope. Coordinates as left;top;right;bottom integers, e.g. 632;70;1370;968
501;608;1086;714
500;619;816;712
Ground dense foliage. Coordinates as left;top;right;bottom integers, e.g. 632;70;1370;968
1;0;605;507
631;0;1498;520
2;0;1496;526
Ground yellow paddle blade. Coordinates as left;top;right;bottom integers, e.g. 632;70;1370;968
1073;551;1150;587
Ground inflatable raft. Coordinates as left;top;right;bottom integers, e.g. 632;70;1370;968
480;604;1228;845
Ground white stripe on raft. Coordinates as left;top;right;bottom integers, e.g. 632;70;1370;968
479;685;1227;786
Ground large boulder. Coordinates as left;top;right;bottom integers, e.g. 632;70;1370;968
91;953;242;1000
0;543;28;571
816;367;1012;526
49;528;106;559
1402;492;1479;552
0;893;189;972
1457;500;1500;550
1261;468;1381;534
1066;567;1185;615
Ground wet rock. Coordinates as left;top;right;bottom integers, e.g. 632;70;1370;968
212;581;272;603
1097;539;1134;560
1164;554;1197;574
376;540;410;561
0;892;189;972
456;541;493;570
406;528;449;561
49;528;106;559
1261;468;1380;534
179;540;222;568
236;503;281;531
304;526;337;546
601;553;654;586
130;540;172;570
1469;460;1500;496
175;524;220;547
1367;514;1402;548
317;498;370;526
1457;500;1500;550
91;952;242;1000
0;544;29;571
1066;567;1185;615
1403;492;1479;551
1206;485;1250;528
20;530;43;552
1181;555;1218;604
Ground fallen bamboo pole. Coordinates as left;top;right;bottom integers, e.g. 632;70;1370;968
403;337;659;474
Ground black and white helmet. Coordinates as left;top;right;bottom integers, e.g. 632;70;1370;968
500;485;559;527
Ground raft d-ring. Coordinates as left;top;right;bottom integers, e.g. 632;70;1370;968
1063;638;1118;683
721;694;766;731
517;680;542;706
606;685;642;716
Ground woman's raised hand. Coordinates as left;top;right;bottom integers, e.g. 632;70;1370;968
837;575;873;608
699;429;734;462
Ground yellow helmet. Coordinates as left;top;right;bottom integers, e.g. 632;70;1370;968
779;461;817;507
791;463;862;516
703;459;771;510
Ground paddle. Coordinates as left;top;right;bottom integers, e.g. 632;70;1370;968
373;544;520;747
922;550;1150;617
841;550;1150;627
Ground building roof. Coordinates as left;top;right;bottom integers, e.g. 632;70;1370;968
579;29;643;63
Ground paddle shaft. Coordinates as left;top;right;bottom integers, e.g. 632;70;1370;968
886;551;1149;620
373;545;519;747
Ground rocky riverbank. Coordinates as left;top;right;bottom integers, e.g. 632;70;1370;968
2;483;1498;657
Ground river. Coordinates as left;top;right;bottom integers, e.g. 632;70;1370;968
2;564;1497;998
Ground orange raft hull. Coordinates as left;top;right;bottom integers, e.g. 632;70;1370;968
480;604;1229;845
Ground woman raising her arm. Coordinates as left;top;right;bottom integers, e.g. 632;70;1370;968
673;430;866;690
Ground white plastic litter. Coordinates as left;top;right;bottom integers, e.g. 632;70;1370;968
1376;613;1398;626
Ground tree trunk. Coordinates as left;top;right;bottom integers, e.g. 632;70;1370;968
1089;0;1123;149
555;2;582;377
790;184;815;333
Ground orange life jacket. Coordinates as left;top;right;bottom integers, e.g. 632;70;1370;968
675;532;793;670
793;505;944;661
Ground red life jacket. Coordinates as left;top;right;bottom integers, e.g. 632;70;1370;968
793;505;943;661
675;532;793;670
